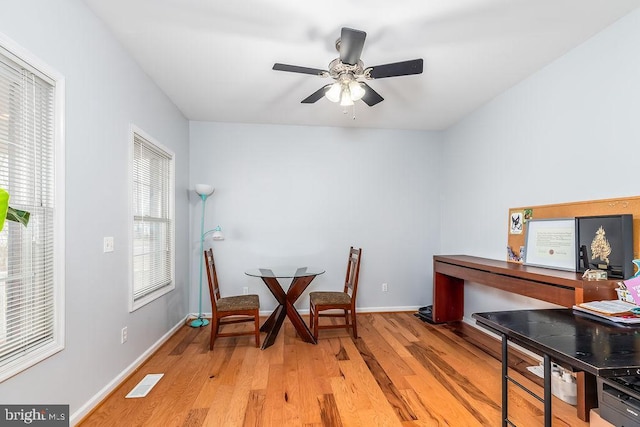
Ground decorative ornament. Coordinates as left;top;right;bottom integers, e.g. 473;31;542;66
590;226;611;265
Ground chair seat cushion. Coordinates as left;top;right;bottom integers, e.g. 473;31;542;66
217;294;259;311
310;291;351;306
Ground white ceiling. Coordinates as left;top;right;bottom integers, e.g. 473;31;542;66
84;0;640;131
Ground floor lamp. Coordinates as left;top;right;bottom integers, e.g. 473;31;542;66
191;184;225;328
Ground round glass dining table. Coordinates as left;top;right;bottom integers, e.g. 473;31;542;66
245;266;325;349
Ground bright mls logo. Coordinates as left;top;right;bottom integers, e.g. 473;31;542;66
0;405;68;426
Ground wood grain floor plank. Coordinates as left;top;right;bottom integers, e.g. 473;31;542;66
379;313;422;343
364;314;415;359
321;336;350;369
298;336;333;396
79;313;590;427
190;345;235;409
169;326;202;355
295;340;329;425
144;353;213;426
182;408;208;427
356;408;403;427
352;338;417;422
399;387;451;427
250;348;271;390
356;315;416;386
219;347;260;427
262;363;285;427
242;390;266;427
328;375;365;427
408;341;500;410
337;356;404;425
317;394;343;427
403;362;489;426
199;384;234;426
283;342;304;426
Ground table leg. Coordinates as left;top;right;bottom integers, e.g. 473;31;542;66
501;333;508;427
260;304;279;333
260;277;288;349
576;371;597;422
286;275;317;344
543;354;552;427
261;304;286;350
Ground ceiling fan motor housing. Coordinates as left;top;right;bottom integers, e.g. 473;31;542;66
328;58;364;80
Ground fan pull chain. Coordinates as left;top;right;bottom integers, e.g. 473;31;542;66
341;103;357;120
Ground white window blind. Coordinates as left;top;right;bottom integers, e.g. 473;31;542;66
131;130;174;309
0;43;63;381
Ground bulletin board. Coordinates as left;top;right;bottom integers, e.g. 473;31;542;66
507;195;640;264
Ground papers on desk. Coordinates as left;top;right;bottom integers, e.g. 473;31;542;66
579;299;638;315
573;300;640;324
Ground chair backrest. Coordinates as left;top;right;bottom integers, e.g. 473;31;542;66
204;248;221;313
344;247;362;300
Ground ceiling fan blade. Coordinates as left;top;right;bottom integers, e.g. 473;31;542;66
339;28;366;65
301;85;331;104
367;59;424;79
360;83;384;106
273;63;327;76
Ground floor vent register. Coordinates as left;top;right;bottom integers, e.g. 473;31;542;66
125;374;164;399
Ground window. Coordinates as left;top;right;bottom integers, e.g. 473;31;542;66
130;126;174;311
0;37;64;382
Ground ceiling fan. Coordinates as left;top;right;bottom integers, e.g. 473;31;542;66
273;27;423;108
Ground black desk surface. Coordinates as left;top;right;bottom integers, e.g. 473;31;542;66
473;309;640;377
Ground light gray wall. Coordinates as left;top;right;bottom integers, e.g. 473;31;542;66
441;9;640;320
189;122;442;313
0;0;189;418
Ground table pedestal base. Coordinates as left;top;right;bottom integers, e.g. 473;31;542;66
260;275;317;350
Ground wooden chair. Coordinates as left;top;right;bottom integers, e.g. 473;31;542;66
204;248;260;349
309;247;362;340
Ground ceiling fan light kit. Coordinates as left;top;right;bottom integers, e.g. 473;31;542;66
325;74;365;106
273;27;423;112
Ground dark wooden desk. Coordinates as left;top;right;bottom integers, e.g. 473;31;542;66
433;255;618;421
245;266;324;350
432;255;618;324
474;309;640;427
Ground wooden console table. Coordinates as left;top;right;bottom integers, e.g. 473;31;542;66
433;255;618;323
432;255;619;421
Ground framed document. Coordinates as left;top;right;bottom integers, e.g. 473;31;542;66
524;218;576;271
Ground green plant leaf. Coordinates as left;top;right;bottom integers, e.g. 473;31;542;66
6;207;30;227
0;189;7;231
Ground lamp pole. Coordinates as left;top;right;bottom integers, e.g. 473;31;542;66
191;184;216;328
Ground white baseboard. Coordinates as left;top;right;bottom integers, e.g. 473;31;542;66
349;306;422;314
70;316;188;425
189;306;422;318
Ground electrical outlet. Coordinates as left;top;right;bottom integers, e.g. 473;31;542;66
103;237;114;253
242;287;249;295
382;283;388;292
121;326;128;344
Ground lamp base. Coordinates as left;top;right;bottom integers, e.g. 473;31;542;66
189;317;210;328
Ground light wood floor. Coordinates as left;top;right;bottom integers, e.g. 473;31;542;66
78;313;588;426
